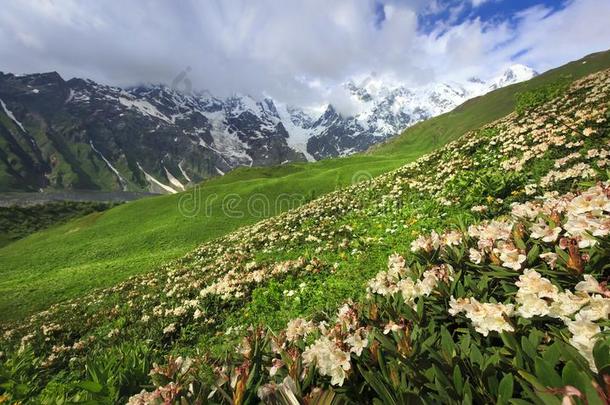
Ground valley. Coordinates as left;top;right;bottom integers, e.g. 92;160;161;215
1;50;608;324
1;51;609;403
1;0;610;399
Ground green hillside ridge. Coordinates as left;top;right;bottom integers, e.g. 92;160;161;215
1;63;609;403
0;200;118;248
1;50;610;323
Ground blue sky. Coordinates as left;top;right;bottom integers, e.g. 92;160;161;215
416;0;570;33
0;0;609;107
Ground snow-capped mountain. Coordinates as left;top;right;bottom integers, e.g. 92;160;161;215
487;64;537;91
0;72;304;193
0;64;536;193
296;64;537;159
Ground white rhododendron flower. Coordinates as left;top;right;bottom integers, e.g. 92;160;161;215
469;248;483;264
515;269;559;299
368;258;453;306
396;278;419;304
511;201;541;219
471;205;487;213
529;218;562;242
577;295;610;321
383;321;402;334
516;293;550;318
449;297;514;336
494;243;526;270
344;328;369;356
285;318;316;342
548;291;589;320
268;358;284;377
302;336;351;386
387;253;407;275
410;231;440;253
575;275;603;294
442;230;463;247
566;315;601;371
539;252;558;269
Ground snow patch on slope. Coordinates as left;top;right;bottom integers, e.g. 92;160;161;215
119;96;171;124
178;161;192;183
164;166;186;191
276;104;315;161
0;98;26;132
201;111;253;166
137;162;177;194
90;141;128;191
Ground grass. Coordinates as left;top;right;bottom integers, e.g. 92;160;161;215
1;49;609;322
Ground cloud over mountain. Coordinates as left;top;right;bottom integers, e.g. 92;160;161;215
0;0;608;108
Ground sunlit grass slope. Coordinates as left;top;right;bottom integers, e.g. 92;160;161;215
1;49;609;322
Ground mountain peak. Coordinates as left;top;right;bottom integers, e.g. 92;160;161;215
487;64;537;91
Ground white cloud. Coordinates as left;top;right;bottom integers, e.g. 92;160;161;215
470;0;489;7
0;0;608;107
326;86;367;117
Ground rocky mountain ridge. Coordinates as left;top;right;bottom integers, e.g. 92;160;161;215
0;64;536;192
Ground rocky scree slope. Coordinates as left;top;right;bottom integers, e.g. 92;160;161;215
1;68;608;404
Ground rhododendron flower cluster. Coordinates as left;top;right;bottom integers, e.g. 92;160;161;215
302;336;352;386
449;297;515;336
367;255;454;307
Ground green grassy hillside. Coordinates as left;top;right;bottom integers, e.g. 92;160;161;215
1;62;609;403
1;50;609;322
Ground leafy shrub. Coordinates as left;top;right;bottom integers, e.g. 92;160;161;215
37;342;156;404
515;75;572;116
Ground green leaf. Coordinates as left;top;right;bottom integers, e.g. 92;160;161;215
517;370;561;405
583;382;605;405
514;235;526;251
521;336;537;360
14;383;29;396
76;380;104;394
541;343;561;368
470;345;483;366
527;244;540;266
433;364;452;388
561;361;588;394
453;365;463;396
501;332;518;352
441;327;456;362
463;381;473;404
554;340;590;371
528;330;542;350
358;365;397;405
374;330;399;354
497;373;514;404
554;246;570;264
534;357;562;387
509;400;535;405
592;337;610;374
460;333;471;356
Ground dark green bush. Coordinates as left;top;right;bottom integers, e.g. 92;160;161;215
0;201;117;247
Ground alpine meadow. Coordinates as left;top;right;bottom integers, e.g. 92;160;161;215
1;1;610;404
